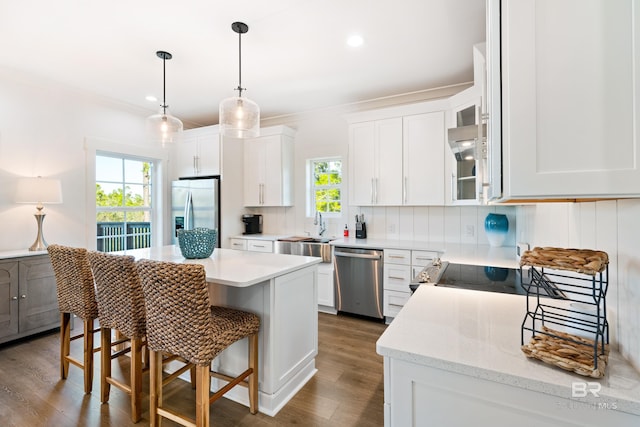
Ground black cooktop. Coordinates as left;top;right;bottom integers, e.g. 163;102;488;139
434;263;531;296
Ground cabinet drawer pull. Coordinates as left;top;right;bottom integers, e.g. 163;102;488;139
21;294;26;299
389;255;406;259
388;276;405;280
12;296;18;300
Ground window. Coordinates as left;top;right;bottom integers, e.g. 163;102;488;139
96;154;153;252
309;158;342;215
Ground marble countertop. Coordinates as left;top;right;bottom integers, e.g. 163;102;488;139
330;238;519;269
118;245;322;287
0;249;51;260
376;284;640;416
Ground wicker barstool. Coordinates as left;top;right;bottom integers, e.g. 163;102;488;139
137;259;260;427
87;251;146;423
47;244;100;394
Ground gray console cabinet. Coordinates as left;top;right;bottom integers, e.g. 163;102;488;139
0;255;59;344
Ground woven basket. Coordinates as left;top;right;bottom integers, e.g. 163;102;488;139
177;228;217;259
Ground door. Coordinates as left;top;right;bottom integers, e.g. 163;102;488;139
0;260;19;339
375;118;403;205
500;0;640;198
18;256;59;333
171;178;219;245
348;122;376;205
404;112;445;205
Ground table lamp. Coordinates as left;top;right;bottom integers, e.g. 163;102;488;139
15;176;63;251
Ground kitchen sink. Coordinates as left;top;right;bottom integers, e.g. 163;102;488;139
275;237;335;262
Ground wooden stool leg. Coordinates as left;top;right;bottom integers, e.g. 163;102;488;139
190;366;196;389
83;318;94;394
60;313;71;380
149;350;162;427
248;332;259;414
195;364;210;427
100;327;112;403
130;337;143;423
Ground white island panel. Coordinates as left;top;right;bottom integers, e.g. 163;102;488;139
121;245;321;416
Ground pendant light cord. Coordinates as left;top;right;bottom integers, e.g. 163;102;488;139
237;28;244;97
162;54;167;114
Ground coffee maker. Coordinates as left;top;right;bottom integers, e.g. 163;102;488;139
242;214;263;234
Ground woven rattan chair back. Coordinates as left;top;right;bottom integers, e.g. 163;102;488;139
48;244;98;320
47;244;99;394
137;259;217;366
88;251;146;339
87;250;146;422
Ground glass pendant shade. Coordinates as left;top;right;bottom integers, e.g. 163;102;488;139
147;50;182;145
147;107;183;145
219;95;260;139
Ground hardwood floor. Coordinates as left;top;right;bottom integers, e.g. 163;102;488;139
0;313;387;426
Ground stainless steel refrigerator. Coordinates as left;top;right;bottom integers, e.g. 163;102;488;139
171;176;221;247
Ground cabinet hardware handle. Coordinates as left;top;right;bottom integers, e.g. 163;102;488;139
11;296;18;300
389;255;405;259
374;178;378;204
404;176;407;204
389;303;405;308
370;178;374;204
415;257;432;260
388;276;405;280
451;173;456;202
21;295;26;299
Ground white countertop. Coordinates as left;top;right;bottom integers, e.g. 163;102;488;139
0;249;50;260
118;245;322;287
376;285;640;416
230;234;291;241
330;237;519;269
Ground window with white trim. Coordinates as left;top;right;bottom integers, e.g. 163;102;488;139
309;158;342;216
95;153;153;252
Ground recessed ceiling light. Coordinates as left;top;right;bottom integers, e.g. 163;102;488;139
146;95;158;102
347;34;364;47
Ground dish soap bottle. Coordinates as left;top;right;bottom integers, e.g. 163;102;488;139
343;224;349;237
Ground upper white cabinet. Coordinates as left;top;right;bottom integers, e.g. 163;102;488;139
244;126;295;207
403;112;445;205
348;118;403;206
347;101;447;206
491;0;640;200
172;125;221;179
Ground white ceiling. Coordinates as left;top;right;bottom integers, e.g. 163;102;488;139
0;0;486;128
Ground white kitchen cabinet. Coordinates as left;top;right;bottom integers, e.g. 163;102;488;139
348;102;448;207
247;240;273;253
172;125;220;179
403;112;445;205
244;126;295;207
348;118;403;206
317;263;335;311
229;238;248;250
491;0;640;200
383;249;438;320
383;249;411;318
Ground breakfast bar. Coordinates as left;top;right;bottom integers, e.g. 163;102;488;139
121;245;322;416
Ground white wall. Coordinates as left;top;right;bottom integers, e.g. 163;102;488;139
518;201;640;371
0;67;154;251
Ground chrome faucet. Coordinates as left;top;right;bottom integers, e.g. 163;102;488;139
314;212;326;237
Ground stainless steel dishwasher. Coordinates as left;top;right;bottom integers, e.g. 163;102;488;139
333;247;384;319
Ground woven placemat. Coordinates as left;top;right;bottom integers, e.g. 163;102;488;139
522;326;609;378
520;247;609;276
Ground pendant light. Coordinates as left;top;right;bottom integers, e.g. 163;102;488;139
147;50;183;145
219;22;260;139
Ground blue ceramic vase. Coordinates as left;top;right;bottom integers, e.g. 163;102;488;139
484;213;509;247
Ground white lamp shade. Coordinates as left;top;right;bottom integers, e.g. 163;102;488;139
147;108;184;145
15;177;63;204
219;96;260;139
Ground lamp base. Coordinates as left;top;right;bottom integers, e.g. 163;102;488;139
29;211;48;251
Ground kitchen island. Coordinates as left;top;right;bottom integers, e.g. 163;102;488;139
121;245;322;416
376;284;640;426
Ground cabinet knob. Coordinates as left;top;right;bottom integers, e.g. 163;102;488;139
20;294;26;299
12;296;18;300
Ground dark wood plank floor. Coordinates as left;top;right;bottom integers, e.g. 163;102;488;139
0;313;387;426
